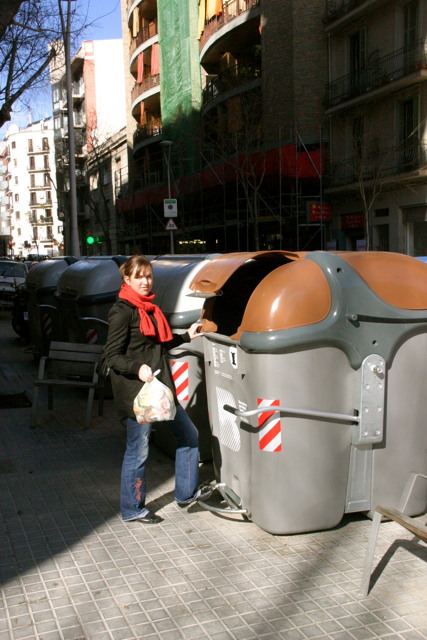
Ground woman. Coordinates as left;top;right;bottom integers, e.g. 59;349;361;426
104;255;205;524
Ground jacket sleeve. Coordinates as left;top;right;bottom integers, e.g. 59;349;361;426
164;332;191;352
104;304;142;376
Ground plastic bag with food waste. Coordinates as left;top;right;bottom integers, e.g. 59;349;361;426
133;371;176;423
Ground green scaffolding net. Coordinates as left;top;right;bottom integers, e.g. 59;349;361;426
158;0;202;176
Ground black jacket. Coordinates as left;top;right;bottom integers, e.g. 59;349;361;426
104;299;190;419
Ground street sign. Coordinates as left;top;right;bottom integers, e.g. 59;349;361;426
310;203;331;221
164;199;178;217
165;218;178;231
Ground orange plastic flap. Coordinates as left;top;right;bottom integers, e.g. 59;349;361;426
233;260;331;338
338;252;427;309
189;251;304;295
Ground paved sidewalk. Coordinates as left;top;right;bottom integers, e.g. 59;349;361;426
1;310;427;640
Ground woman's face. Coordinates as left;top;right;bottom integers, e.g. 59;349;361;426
124;266;153;296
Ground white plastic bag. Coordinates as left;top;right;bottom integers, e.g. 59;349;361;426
133;371;176;424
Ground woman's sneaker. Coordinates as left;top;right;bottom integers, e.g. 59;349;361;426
176;484;213;507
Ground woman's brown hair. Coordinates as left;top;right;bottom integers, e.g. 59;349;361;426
119;255;152;279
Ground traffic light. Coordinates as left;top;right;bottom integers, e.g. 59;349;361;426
87;236;95;245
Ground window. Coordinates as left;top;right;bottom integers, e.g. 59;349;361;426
16;211;20;220
42;138;49;150
47;226;53;239
30;175;36;188
29;157;35;170
54;117;60;130
44;173;50;186
350;28;366;75
30;192;37;204
12;141;16;149
58;226;63;234
103;165;110;185
15;193;19;202
404;1;418;49
14;176;18;184
400;96;419;170
90;172;99;190
45;209;52;218
44;156;49;170
33;227;38;241
46;191;52;203
53;88;59;103
17;228;21;236
28;139;33;152
13;159;17;167
32;212;37;223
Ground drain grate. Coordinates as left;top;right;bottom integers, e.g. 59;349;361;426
0;392;32;410
0;460;16;475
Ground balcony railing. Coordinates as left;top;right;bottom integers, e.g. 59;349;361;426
130;20;158;57
203;62;261;106
325;40;426;109
200;0;260;52
131;74;160;104
323;0;367;25
134;118;162;146
329;141;427;186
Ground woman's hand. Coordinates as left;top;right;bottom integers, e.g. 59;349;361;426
138;364;154;382
187;322;203;340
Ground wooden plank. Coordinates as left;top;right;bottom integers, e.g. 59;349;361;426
377;506;427;542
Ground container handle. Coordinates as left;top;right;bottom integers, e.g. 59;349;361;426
224;404;359;424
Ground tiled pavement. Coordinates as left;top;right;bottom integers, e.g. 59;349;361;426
1;309;427;640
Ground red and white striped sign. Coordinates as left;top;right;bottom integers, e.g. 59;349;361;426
42;313;52;336
172;360;189;402
258;398;282;452
86;328;98;345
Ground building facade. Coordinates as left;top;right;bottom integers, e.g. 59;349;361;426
117;0;329;254
4;120;61;258
49;39;127;255
0;142;10;256
324;0;427;255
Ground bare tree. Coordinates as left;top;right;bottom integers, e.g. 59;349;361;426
0;0;89;129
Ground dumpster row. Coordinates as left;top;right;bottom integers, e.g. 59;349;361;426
24;250;427;536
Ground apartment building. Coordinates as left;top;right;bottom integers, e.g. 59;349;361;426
4;120;61;258
49;40;127;255
0;143;10;256
324;0;427;255
117;0;329;254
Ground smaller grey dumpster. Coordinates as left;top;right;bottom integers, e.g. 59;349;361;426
150;255;220;462
55;256;127;345
25;257;78;357
190;251;427;535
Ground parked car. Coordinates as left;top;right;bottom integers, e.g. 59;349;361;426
0;260;28;307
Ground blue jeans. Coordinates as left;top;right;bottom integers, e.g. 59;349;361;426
121;405;199;521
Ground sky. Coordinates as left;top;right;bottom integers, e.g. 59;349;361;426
4;0;123;133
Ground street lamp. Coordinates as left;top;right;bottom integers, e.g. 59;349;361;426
160;140;174;255
59;0;79;257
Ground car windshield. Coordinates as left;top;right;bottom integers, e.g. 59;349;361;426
0;263;26;278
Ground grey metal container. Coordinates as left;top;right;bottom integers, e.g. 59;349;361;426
25;257;78;357
150;254;220;462
190;250;427;534
55;256;128;345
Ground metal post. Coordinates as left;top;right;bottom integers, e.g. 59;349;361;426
64;0;79;256
161;140;174;254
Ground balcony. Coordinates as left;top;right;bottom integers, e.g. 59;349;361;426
28;145;50;154
134;119;162;148
328;141;427;189
202;62;261;108
323;0;388;29
200;0;260;56
131;74;160;106
325;40;427;112
130;19;158;57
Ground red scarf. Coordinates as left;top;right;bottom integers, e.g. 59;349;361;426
118;283;173;342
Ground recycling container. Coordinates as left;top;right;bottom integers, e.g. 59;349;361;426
25;257;78;357
150;254;220;462
190;251;427;534
55;256;128;345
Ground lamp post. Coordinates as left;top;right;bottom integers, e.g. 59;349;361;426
160;140;174;255
60;0;79;257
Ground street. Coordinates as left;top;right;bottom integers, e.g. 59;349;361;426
1;310;427;640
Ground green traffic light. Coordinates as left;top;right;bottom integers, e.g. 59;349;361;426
87;236;95;245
